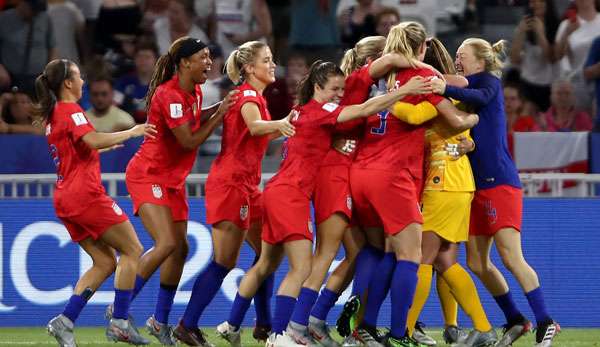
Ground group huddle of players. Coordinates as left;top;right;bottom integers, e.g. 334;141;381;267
36;19;559;347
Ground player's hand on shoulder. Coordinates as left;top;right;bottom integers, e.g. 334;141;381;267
401;76;433;95
278;112;296;137
217;90;240;116
130;123;157;139
332;137;356;156
431;77;447;94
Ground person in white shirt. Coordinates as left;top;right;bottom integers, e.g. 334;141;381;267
86;77;135;132
554;0;600;111
152;0;208;55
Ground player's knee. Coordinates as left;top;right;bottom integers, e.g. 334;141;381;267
156;238;177;256
95;254;117;275
467;257;485;276
176;239;190;260
289;260;312;282
500;254;526;274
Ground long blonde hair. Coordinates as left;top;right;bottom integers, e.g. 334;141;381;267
462;38;506;77
224;41;268;84
340;36;386;76
382;21;427;88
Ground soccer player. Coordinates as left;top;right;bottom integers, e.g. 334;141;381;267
294;36;440;347
349;22;479;347
218;61;431;347
178;41;295;345
392;37;497;347
123;37;237;346
38;59;156;346
431;37;559;347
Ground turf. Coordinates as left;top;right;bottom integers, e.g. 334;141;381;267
1;327;599;346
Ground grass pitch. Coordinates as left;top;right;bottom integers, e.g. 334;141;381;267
0;327;599;346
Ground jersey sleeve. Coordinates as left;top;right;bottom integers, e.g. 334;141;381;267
66;105;95;142
238;89;267;118
159;91;194;129
390;101;438;125
444;74;500;107
321;102;344;127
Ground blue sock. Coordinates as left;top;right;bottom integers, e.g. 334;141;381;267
310;288;340;321
494;291;522;323
112;289;133;320
228;293;253;330
154;283;177;324
131;275;147;300
254;273;274;327
290;288;319;327
351;245;383;297
62;294;87;323
272;295;297;334
525;287;552;324
362;252;395;327
181;261;230;328
390;260;419;339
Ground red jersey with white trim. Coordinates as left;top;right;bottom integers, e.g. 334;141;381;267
206;82;271;190
46;102;104;216
321;63;374;167
267;99;343;197
353;68;444;179
126;75;202;189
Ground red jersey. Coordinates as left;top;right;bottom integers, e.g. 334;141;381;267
321;63;374;167
46;102;104;216
206;82;272;190
267;99;343;197
353;68;444;179
126;75;202;189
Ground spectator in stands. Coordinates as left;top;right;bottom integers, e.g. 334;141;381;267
337;0;380;48
509;0;559;112
86;77;135;132
267;0;291;63
95;0;141;54
139;0;169;34
48;0;87;64
215;0;272;58
114;40;158;123
504;84;539;154
541;79;593;131
153;0;208;55
554;0;600;111
379;0;437;34
584;35;600;130
290;0;341;63
194;0;216;41
0;89;43;134
374;6;400;37
0;0;57;95
264;51;309;120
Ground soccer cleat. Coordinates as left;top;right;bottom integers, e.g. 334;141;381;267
47;314;77;347
412;321;436;346
384;335;420;347
216;321;242;347
106;318;150;345
308;316;341;347
105;304;141;334
173;321;215;347
341;334;362;347
286;322;321;347
352;325;384;347
534;321;560;347
443;325;468;344
494;316;532;347
336;295;361;337
253;324;272;342
266;331;305;347
146;315;177;346
453;329;497;347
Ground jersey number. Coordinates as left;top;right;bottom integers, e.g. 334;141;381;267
370;111;388;135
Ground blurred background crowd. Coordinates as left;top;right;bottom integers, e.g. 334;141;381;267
0;0;599;163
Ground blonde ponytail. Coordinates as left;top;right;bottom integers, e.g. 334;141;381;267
223;41;268;84
462;38;506;77
340;36;386;76
383;22;426;89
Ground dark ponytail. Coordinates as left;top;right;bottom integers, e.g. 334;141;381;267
297;60;344;105
145;36;208;110
33;59;75;124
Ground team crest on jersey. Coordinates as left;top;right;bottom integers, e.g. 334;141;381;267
169;103;183;118
240;205;249;220
346;195;352;210
112;202;123;216
45;124;51;135
322;103;338;112
152;184;163;199
243;90;257;97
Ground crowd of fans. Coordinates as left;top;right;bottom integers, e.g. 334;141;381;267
0;0;599;154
